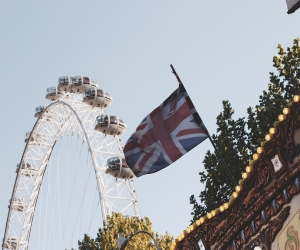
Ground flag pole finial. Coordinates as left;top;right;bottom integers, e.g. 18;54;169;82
170;64;183;85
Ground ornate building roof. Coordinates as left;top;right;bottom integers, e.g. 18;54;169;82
171;96;300;250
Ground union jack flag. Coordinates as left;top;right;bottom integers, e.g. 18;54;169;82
124;84;208;177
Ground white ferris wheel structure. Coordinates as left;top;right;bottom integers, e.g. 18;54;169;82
2;76;140;250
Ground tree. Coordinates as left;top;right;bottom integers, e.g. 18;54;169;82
78;213;174;250
190;38;300;222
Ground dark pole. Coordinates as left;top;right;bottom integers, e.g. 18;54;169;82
208;134;237;187
170;64;238;187
170;64;183;85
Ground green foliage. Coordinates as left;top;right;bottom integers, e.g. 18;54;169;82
78;213;173;250
190;38;300;222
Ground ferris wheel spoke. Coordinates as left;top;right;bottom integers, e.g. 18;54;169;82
61;138;83;241
42;160;52;250
48;139;62;249
87;185;98;235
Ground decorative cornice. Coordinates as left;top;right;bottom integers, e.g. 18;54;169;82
243;206;290;250
173;96;300;250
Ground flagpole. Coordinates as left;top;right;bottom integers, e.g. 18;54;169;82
170;64;183;85
207;134;237;187
170;64;238;188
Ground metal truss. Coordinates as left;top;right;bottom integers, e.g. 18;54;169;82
2;94;140;250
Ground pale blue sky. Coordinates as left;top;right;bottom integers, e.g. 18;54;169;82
0;1;299;248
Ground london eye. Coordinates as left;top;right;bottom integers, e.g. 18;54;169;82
2;76;140;250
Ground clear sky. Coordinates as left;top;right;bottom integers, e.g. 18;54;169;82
0;1;299;248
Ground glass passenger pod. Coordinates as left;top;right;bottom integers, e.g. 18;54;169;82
109;115;118;134
10;198;29;212
94;114;126;135
105;157;135;179
57;76;72;92
45;86;64;101
16;162;38;176
82;87;97;106
24;131;31;143
34;105;45;118
118;118;126;135
102;91;113;108
2;237;21;250
71;76;98;93
83;87;113;108
87;89;113;108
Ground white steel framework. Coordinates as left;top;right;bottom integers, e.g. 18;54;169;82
2;94;140;250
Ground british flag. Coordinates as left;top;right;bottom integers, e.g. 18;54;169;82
124;84;208;177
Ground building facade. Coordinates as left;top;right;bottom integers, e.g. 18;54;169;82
174;96;300;250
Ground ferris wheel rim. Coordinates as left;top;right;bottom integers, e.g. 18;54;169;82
3;100;102;249
2;97;138;250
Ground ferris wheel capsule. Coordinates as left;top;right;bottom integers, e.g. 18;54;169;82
24;132;31;143
58;76;72;92
45;86;64;101
82;88;113;108
106;157;135;179
34;105;45;118
71;76;98;93
95;114;126;135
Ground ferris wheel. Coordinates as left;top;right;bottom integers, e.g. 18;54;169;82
2;76;140;250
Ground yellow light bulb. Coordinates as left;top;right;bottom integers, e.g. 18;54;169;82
269;127;277;134
207;213;212;219
232;191;238;198
246;166;253;173
253;153;259;160
242;172;248;179
294;95;300;102
235;185;242;192
200;217;205;223
219;205;224;212
265;134;273;141
257;147;264;154
224;203;229;209
278;114;286;121
211;210;216;217
283;108;290;115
